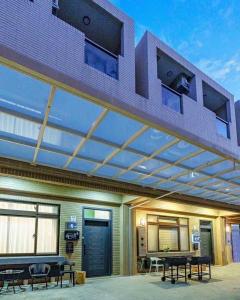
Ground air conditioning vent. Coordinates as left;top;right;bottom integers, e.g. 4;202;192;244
171;73;190;95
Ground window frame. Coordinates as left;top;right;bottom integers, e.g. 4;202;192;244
147;214;190;253
0;199;60;257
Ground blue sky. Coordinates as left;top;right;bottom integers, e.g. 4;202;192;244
110;0;240;100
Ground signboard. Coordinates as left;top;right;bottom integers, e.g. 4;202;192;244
66;221;78;230
192;232;201;243
64;230;80;241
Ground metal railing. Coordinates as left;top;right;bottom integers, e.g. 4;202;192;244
85;39;118;79
216;116;230;139
162;84;183;113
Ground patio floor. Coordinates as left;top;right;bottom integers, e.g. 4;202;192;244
1;264;240;300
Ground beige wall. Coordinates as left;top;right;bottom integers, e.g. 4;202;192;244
0;193;121;275
135;203;231;266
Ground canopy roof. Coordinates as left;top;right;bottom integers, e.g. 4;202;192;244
0;64;240;205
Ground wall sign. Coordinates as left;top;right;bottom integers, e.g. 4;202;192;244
64;230;80;241
66;221;78;230
192;232;201;243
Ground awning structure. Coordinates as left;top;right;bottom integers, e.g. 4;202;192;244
0;64;240;205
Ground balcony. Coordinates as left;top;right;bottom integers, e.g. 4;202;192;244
85;39;118;79
216;117;230;139
162;84;182;113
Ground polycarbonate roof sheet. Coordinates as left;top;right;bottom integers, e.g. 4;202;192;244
0;63;240;205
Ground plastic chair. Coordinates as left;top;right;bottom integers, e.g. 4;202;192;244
149;257;164;273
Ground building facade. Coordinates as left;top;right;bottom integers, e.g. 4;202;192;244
0;0;240;278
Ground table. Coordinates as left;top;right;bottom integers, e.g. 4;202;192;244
0;269;25;294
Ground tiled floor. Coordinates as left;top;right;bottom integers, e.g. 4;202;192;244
1;264;240;300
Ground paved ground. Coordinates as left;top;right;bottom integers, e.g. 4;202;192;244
1;264;240;300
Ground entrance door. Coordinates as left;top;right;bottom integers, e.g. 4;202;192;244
200;221;213;261
82;209;112;277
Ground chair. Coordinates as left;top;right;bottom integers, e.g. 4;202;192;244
29;264;51;291
57;260;75;288
149;257;164;273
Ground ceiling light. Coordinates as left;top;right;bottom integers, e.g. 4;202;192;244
83;16;91;26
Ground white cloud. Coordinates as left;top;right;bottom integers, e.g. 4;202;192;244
196;53;240;100
196;54;240;81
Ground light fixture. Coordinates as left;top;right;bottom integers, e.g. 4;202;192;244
83;16;91;26
139;217;146;226
226;224;231;233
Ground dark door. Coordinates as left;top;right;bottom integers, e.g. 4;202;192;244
83;220;112;277
200;228;212;257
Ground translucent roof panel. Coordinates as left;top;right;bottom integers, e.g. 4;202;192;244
181;151;220;169
37;150;68;168
42;127;81;154
78;140;116;162
173;184;192;193
186;189;207;196
231;188;240;196
158;141;200;163
68;158;97;173
177;172;205;183
208;182;230;191
119;171;142;182
109;150;143;168
138;176;160;186
0;65;50;120
232;178;240;184
202;160;234;175
134;159;167;174
156;166;186;178
0;140;34;162
158;181;180;191
129;129;175;155
49;89;103;134
220;170;240;180
0;112;40;145
95;165;122;178
196;178;219;187
93;111;144;146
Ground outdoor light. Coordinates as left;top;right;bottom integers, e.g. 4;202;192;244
139;218;146;226
226;224;231;233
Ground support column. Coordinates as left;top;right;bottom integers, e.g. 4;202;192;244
215;217;227;265
119;204;137;276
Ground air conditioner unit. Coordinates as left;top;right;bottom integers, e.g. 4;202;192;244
171;73;190;94
52;0;59;9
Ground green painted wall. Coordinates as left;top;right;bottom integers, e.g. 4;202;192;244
0;193;121;275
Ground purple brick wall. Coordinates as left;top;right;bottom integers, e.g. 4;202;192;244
0;0;239;160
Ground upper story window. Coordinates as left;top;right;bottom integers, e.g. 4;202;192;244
53;0;122;78
162;84;182;113
85;39;118;79
157;49;197;110
0;200;60;256
202;81;231;139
